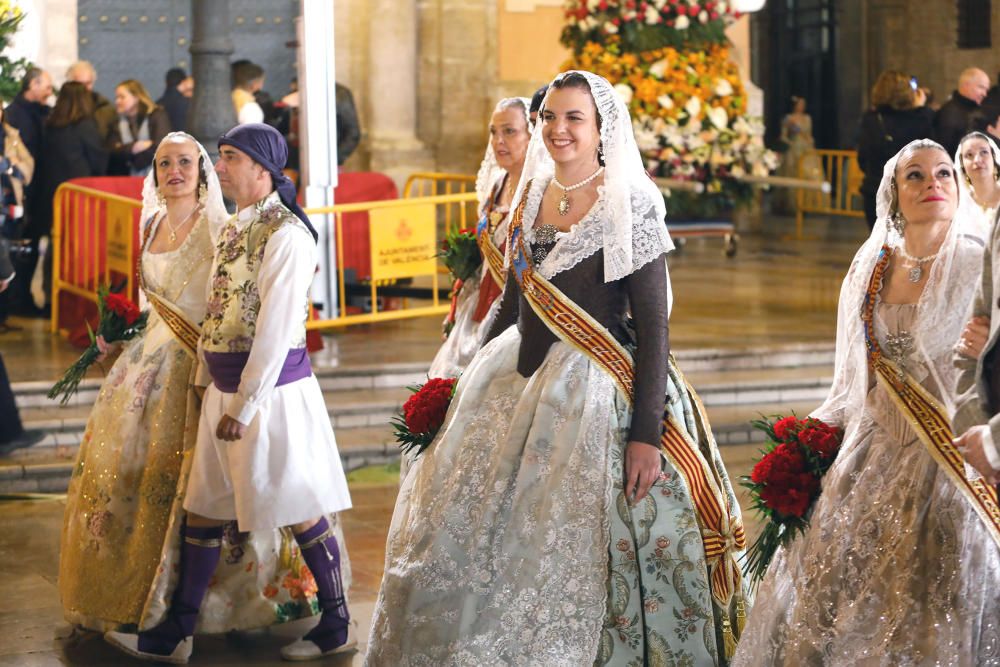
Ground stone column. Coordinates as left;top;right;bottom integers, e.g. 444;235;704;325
188;0;235;157
367;0;432;188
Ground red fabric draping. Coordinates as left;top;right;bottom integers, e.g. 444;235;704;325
57;177;144;347
332;172;398;280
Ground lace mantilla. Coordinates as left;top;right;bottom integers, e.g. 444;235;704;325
521;177;669;281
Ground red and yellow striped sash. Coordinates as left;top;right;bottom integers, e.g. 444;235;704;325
863;244;1000;548
874;357;1000;547
139;216;201;358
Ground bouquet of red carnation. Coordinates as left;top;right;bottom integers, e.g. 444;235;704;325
439;228;482;284
47;283;148;405
391;377;458;456
740;414;843;586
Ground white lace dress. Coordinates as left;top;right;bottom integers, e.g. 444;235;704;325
427;179;511;380
733;302;1000;666
367;178;743;667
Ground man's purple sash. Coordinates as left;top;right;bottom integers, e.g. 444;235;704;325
203;348;312;393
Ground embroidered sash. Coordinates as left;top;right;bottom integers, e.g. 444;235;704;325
472;183;508;322
506;182;746;647
476;205;507;291
863;245;1000;548
139;215;201;357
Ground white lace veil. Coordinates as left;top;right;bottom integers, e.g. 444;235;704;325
954;130;1000;239
508;70;674;283
812;139;986;434
474;97;531;216
140;131;229;244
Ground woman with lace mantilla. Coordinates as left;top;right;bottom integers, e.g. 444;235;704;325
59;133;332;640
428;97;531;379
955;131;1000;237
366;71;748;666
733;140;1000;666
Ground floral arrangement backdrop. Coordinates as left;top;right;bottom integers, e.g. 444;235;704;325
0;1;30;102
561;0;778;219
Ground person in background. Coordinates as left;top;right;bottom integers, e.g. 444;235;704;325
156;67;191;132
0;105;34;331
0;243;46;453
335;83;359;166
31;82;108;309
231;61;265;125
528;84;548;124
857;70;934;229
774;95;817;214
65;61;116;147
109;79;170;176
3;67;49;316
5;67;52;162
934;67;990;157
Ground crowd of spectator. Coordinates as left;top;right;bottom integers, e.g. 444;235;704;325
0;59;361;327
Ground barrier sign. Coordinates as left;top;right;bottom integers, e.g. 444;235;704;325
369;203;438;280
106;200;134;277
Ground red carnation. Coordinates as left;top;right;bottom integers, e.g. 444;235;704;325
799;425;841;461
402;378;456;435
105;292;140;326
772;416;801;441
759;473;818;517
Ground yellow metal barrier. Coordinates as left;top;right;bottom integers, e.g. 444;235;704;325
304;191;479;330
403;172;478;234
50;183;142;333
794;149;864;238
49;181;480;333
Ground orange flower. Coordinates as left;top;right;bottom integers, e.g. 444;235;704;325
263;584;279;599
281;565;319;600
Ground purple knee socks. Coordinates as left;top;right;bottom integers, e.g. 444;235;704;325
296;517;351;652
137;523;222;656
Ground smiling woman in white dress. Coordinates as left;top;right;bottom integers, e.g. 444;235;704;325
367;71;748;667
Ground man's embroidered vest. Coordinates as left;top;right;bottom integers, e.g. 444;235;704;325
201;199;309;353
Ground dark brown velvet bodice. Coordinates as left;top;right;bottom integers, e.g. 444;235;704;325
484;237;669;446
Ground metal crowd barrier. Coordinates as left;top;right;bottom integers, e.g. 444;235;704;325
403;172;478;235
795;149;864;238
50;183;142;334
305;191;479;330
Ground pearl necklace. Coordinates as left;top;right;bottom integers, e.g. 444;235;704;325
552;166;605;216
895;243;939;283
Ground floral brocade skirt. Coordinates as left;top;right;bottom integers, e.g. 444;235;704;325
367;325;745;666
59;321;350;633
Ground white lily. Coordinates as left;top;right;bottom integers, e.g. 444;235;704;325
614;83;634;105
714;78;734;97
684;95;702;118
707;106;729;130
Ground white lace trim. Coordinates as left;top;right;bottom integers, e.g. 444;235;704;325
521;177;671;281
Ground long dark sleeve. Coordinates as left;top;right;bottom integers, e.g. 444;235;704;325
626;254;670;446
482;270;519;346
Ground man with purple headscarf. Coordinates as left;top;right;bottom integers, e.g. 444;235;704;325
106;124;355;663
